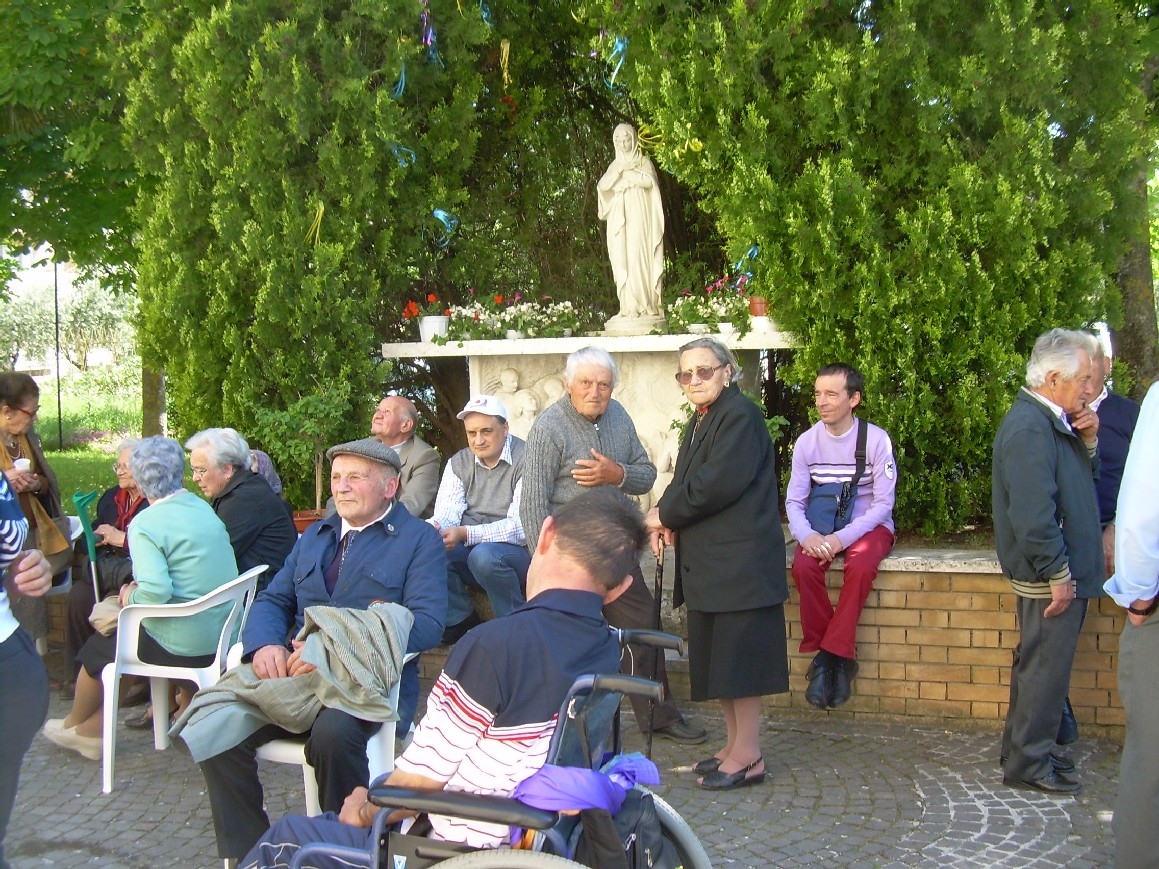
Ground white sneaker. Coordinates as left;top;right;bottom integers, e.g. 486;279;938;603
43;722;102;760
42;717;68;735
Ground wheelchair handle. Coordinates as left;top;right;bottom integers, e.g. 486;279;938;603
368;785;560;831
587;673;664;704
614;628;686;656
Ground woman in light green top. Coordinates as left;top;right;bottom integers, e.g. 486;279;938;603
43;437;238;760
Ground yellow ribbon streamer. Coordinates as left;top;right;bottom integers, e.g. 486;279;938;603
500;39;511;90
304;202;324;247
636;124;663;150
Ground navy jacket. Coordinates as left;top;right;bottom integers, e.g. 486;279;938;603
1094;391;1140;526
242;503;447;657
212;470;297;588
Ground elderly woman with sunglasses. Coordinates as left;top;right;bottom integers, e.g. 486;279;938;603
645;337;790;791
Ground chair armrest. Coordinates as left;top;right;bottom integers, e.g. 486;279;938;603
368;786;559;831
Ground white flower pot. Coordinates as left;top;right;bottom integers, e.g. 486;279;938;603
418;316;449;342
505;329;525;340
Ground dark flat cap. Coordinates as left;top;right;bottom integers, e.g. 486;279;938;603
325;437;402;471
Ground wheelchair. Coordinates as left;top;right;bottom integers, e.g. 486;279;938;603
288;629;713;869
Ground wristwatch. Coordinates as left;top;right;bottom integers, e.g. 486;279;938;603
1127;597;1159;617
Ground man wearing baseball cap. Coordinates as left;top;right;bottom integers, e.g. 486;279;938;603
431;395;531;645
198;437;447;862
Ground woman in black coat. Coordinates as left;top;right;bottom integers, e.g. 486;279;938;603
645;337;789;790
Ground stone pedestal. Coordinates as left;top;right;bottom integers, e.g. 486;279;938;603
382;329;792;512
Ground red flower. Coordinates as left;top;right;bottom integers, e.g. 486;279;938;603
403;300;421;319
426;293;438;304
494;294;504;305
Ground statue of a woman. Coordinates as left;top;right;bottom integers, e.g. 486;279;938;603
597;123;666;332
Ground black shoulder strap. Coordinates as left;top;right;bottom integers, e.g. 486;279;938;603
850;418;868;489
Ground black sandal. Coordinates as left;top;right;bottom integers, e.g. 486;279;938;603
699;757;766;790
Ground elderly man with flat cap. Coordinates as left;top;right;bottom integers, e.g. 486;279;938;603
197;437;447;863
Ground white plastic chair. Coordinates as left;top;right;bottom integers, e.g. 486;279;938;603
100;564;267;794
224;644;416;817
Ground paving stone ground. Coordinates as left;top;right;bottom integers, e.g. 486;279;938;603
9;692;1120;868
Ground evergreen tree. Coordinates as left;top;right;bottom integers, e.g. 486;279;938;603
590;0;1149;531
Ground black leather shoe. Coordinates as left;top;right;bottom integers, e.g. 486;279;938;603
999;753;1075;774
441;610;482;646
805;658;834;709
1003;770;1081;795
829;658;859;708
654;720;708;744
1057;697;1079;745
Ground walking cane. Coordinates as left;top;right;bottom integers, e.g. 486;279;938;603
645;546;664;760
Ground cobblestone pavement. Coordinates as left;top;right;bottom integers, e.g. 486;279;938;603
9;694;1120;867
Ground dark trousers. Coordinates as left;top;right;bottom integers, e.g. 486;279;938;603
0;627;49;869
602;564;682;732
1000;596;1085;781
199;708;379;858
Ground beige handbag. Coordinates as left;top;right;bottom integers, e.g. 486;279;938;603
88;596;123;637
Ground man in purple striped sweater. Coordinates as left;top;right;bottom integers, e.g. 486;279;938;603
785;363;897;710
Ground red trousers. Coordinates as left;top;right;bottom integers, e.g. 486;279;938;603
792;525;894;660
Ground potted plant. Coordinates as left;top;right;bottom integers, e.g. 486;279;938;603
254;390;358;530
403;293;451;342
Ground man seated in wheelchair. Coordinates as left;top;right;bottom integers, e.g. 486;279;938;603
240;489;645;868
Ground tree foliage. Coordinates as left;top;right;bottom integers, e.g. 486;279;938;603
0;0;140;290
589;0;1150;532
119;0;718;505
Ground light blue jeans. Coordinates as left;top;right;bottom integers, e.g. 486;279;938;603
445;542;531;626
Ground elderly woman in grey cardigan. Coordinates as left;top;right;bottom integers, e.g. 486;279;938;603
520;346;706;744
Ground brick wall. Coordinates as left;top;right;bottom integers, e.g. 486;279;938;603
772;557;1125;740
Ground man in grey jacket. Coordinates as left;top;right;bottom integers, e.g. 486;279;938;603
993;328;1103;795
521;346;705;744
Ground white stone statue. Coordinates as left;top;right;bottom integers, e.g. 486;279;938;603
598;123;666;335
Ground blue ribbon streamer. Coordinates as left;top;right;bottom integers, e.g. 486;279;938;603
606;35;628;88
479;0;492;26
733;244;759;273
432;209;460;248
390;143;416;167
391;64;406;99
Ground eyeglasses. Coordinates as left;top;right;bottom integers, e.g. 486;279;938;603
190;466;211;479
112;463;130;474
674;365;724;385
12;405;38;419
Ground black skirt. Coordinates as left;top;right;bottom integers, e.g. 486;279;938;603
76;626;216;679
686;604;789;701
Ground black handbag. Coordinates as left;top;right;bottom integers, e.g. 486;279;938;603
805;419;867;535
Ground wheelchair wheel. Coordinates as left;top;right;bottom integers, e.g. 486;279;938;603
649;790;714;869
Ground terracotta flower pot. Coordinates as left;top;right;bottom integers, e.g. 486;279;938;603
292;509;326;534
748;296;768;317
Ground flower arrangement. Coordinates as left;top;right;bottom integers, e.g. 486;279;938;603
435;291;586;342
402;293;451;321
666;273;752;336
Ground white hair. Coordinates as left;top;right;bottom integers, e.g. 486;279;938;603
564;346;619;389
184;427;251;471
1025;329;1099;387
